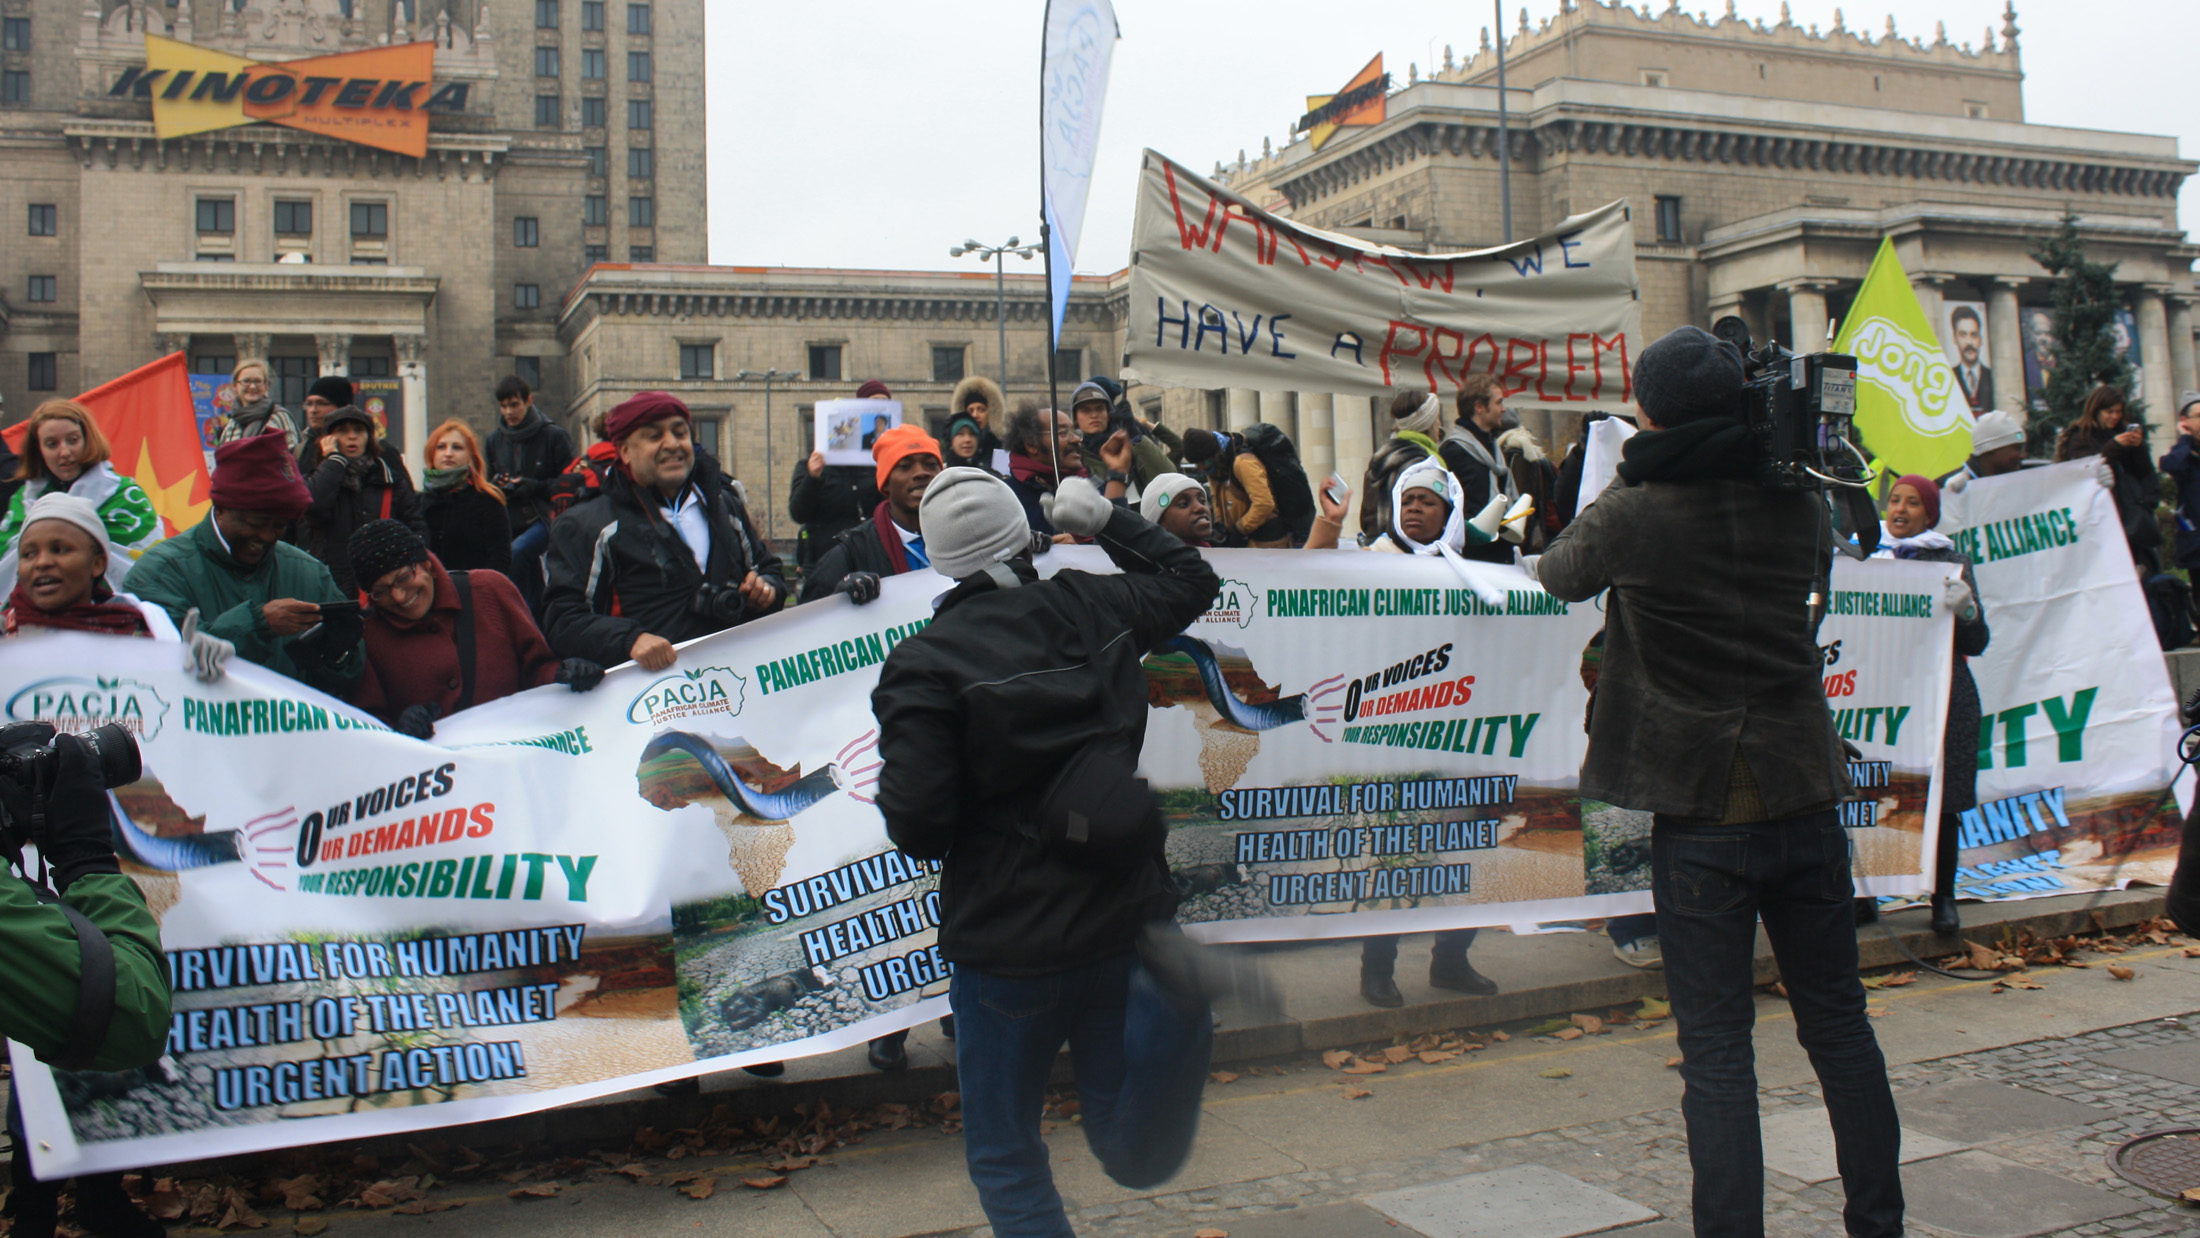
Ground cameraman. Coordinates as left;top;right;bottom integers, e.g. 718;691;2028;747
1534;327;1899;1238
2;728;173;1238
543;392;784;671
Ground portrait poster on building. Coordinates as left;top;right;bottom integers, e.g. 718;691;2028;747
353;378;405;454
1941;300;1993;415
2021;305;2057;412
813;399;901;467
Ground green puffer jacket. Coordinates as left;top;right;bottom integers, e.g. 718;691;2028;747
1;870;172;1071
126;518;363;697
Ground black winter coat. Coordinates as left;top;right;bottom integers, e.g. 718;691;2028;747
484;413;578;535
296;445;428;595
788;460;880;568
1438;423;1518;565
872;506;1219;975
2057;420;2160;570
799;512;902;604
541;455;787;667
421;485;516;575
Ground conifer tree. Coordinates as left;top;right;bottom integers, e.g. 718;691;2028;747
2027;211;2136;452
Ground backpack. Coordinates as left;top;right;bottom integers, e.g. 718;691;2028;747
1238;423;1316;544
2146;572;2197;651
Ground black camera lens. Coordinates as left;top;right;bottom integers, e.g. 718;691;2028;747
77;723;142;790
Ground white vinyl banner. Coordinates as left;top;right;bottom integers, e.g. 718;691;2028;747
1940;460;2184;898
1121;150;1643;404
1039;0;1118;340
5;549;1963;1173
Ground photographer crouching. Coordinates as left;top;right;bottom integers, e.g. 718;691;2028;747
0;723;173;1238
1536;326;1899;1238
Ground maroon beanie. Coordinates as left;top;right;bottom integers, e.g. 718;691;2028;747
1893;473;1941;529
604;391;691;442
855;379;892;400
210;433;312;520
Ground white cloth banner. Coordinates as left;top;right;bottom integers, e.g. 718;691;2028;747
1040;0;1118;341
7;549;1955;1173
1122;151;1643;404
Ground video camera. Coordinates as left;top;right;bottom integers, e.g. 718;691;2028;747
0;721;141;850
1710;316;1872;495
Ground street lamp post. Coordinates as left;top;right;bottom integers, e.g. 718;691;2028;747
951;237;1042;394
736;367;799;539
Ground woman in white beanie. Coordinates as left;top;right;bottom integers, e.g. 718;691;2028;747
2;492;232;681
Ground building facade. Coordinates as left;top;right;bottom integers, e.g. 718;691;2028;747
0;0;703;452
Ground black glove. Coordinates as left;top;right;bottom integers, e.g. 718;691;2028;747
396;703;439;740
833;572;881;606
39;735;121;890
292;606;365;672
1029;529;1054;557
557;658;605;692
505;476;546;501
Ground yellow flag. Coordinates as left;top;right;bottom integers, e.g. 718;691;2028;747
1832;239;1973;480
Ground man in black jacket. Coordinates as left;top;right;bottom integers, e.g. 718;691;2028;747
542;392;784;670
1535;327;1897;1238
871;468;1220;1235
789;379;891;568
484;375;577;611
799;423;941;605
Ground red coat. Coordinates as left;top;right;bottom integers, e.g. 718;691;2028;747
355;559;560;724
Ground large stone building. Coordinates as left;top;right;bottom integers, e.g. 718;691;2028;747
0;0;704;452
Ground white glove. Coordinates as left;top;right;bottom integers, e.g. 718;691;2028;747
1040;476;1113;538
1497;494;1537;545
1518;553;1542;582
1467;494;1509;541
2095;457;2115;490
1942;470;1970;495
180;607;235;683
1942;575;1977;621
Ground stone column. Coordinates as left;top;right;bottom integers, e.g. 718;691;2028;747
2136;286;2173;459
233;333;271;371
1330;394;1375;537
2167;296;2197;413
1225;388;1258;432
394;334;428;482
1258;389;1294;440
1984;278;2028;418
315;332;352;376
1779;279;1834;354
155;332;191;360
1910;272;1954;347
1297;392;1336;490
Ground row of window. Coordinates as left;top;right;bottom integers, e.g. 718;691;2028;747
4;17;28;49
581;146;653;178
536;0;650;33
194;198;387;237
580;195;655;226
535;47;651;80
537;95;652;129
672;344;1081;385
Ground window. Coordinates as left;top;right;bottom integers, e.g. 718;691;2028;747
584;244;607;263
626;3;649;33
628;99;651;129
535;46;559;77
585;145;607;176
273;199;313;235
535;0;557;26
580;96;606;127
628;245;653;262
583;194;607;225
1964;101;1990;120
350;256;385;265
350;356;391;377
192;354;235;376
513;216;539;247
27;353;57;391
28;204;56;236
1653;195;1682;244
582;48;605;79
581;0;603;30
271;356;314;408
1639;68;1668;88
628;147;652;179
1051;348;1082;383
514;283;541;309
930;346;965;384
1;71;27;105
514;356;542;389
3;18;28;50
628;196;654;228
196;253;235;262
27;275;56;303
348;201;388;238
627;51;651;82
808;345;842;382
680;343;713;380
196;197;234;233
691;415;721;461
535;93;560;128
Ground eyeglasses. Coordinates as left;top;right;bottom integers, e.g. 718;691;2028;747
368;562;429;605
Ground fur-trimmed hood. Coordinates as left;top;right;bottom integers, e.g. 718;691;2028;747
950;374;1004;425
1497;425;1548;463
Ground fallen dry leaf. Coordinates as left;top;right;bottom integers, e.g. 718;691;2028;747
1553;1027;1585;1041
1490;1030;1512;1042
1767;981;1790;998
740;1176;789;1191
2107;965;2136;981
292;1220;327;1237
1321;1049;1354;1070
679;1178;717;1200
1418;1050;1461;1064
1867;1008;1889;1018
508;1184;560;1200
1539;1068;1573;1079
1340;1059;1388;1075
1635;997;1671;1020
614;1164;650;1180
1209;1070;1240;1084
1880;970;1918;988
1666;1056;1684;1069
1341;1087;1373;1100
2182;1185;2200;1203
762;1157;818;1174
1195;1228;1230;1237
1571;1014;1605;1035
1379;1045;1414;1064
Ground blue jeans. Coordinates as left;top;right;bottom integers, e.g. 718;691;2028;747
511;522;549;614
1653;811;1902;1238
951;952;1213;1238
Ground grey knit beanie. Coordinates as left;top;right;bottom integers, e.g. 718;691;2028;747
918;467;1031;579
1633;325;1746;426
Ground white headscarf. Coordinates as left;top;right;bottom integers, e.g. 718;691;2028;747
1393;392;1442;438
1381;459;1512;607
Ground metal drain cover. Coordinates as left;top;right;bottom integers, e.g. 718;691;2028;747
2109;1127;2200;1202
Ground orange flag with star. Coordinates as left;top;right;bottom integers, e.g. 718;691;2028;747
5;352;212;536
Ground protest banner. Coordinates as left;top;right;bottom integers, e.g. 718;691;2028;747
1120;151;1642;406
1039;0;1118;342
1940;460;2184;899
8;549;1956;1173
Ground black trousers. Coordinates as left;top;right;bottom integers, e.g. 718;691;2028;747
1360;929;1476;976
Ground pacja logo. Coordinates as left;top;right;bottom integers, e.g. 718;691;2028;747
6;676;171;739
628;666;748;727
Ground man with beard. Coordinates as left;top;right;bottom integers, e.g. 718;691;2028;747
800;423;944;604
541;391;784;671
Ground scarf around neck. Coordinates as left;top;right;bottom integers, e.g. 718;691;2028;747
4;582;148;637
1391;429;1442;460
1616;418;1760;484
1874;525;1955;559
1010;450;1083;489
423;467;471;492
501;408;549;441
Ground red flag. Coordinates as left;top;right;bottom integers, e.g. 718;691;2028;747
4;352;212;537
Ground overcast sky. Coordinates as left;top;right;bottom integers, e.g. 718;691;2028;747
702;1;2196;275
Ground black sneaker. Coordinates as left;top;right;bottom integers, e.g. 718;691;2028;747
741;1061;786;1078
867;1033;909;1073
1360;969;1404;1008
72;1175;164;1238
1427;958;1499;996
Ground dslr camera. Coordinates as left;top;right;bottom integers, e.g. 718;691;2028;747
1710;316;1871;494
0;721;141;846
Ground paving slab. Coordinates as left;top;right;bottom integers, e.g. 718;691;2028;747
1756;1106;1967;1184
1604;1225;1694;1238
1899;1149;2152;1238
1191;1201;1410;1238
1894;1077;2112;1145
782;1128;987;1238
1363;1163;1659;1238
2090;1040;2200;1088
